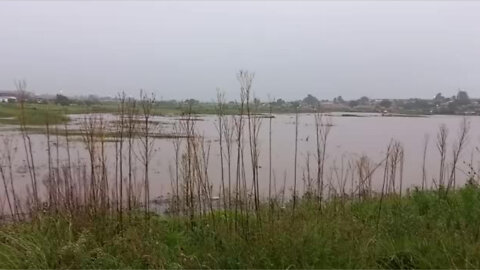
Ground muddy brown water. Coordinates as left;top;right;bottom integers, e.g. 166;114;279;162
0;113;479;210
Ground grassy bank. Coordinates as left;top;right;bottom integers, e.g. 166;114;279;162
0;101;348;126
0;102;257;126
0;104;69;125
2;185;480;269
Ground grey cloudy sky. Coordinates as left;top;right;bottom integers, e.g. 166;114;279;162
1;1;480;101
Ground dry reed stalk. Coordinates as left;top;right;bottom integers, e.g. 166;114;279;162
1;136;20;220
172;122;182;214
126;97;137;211
238;70;262;214
116;92;127;221
98;116;108;212
314;111;332;203
436;124;449;188
175;107;214;221
16;80;39;210
293;104;299;211
386;141;404;195
0;145;14;220
139;90;158;217
233;78;247;230
268;96;273;209
377;142;393;230
63;120;74;213
45;108;56;211
180;101;196;221
422;134;430;190
303;151;313;197
198;135;213;218
222;115;235;211
215;89;227;215
447;117;470;193
332;155;352;204
81;114;101;213
54;125;63;212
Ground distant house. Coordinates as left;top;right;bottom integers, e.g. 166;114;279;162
0;90;19;103
0;96;17;103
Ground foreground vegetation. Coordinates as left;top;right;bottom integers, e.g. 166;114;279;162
2;186;480;269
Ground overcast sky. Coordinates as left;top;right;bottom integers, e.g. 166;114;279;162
1;1;480;101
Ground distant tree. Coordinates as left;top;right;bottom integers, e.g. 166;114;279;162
359;96;370;105
14;80;30;103
434;92;444;102
158;99;178;105
348;100;359;107
379;99;392;108
276;98;286;106
395;100;405;107
55;94;70;106
403;99;430;110
456;90;470;105
448;101;458;112
302;94;319;107
84;95;100;106
184;98;199;106
334;95;345;104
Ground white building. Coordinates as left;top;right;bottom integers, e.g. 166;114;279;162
0;96;17;103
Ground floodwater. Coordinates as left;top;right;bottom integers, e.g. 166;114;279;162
0;113;479;205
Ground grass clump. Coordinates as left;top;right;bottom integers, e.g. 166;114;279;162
2;186;480;269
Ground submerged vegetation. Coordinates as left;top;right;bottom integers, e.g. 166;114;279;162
0;72;479;269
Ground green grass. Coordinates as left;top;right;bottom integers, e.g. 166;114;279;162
3;185;480;268
0;101;327;127
0;102;274;126
0;104;69;125
0;102;139;125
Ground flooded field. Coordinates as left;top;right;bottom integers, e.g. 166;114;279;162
0;112;479;205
